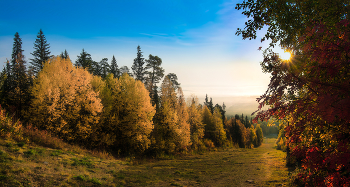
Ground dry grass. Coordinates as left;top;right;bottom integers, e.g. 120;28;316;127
109;136;290;186
0;138;127;186
0;136;290;186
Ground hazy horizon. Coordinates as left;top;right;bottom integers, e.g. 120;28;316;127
0;0;282;106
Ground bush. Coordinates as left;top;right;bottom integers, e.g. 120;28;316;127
0;106;27;143
22;125;65;150
203;139;215;150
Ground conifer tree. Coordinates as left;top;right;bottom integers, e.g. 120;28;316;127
0;61;12;110
1;32;31;118
110;55;120;78
166;73;180;91
99;58;110;79
145;54;164;105
132;45;146;82
120;66;132;76
59;49;69;59
30;29;51;74
204;94;214;114
75;49;93;72
245;115;251;128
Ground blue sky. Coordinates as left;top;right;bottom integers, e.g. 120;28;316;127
0;0;284;109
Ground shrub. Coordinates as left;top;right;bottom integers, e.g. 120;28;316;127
0;106;27;143
203;139;215;150
22;125;65;150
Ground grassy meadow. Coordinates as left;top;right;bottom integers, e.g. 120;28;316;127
0;136;290;186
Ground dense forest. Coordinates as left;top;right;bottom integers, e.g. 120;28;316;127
236;0;350;186
2;0;348;185
0;29;265;159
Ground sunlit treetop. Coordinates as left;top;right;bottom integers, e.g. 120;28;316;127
235;0;349;49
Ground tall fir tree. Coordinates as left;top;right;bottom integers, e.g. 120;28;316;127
2;32;31;118
0;60;12;109
204;94;214;114
75;49;93;73
91;60;101;77
99;58;110;79
245;115;250;128
145;54;164;105
131;45;145;82
110;55;120;78
30;29;51;74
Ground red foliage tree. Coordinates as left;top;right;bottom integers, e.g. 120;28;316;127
236;0;350;185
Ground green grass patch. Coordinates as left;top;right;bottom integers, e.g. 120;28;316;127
24;149;36;157
50;149;62;156
71;157;93;168
90;177;102;185
74;175;86;181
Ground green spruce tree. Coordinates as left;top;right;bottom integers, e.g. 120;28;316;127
30;29;51;74
110;55;120;78
2;32;31;119
131;45;145;82
75;49;93;72
145;54;164;105
59;49;69;59
100;58;110;79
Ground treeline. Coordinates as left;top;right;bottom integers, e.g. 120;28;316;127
0;30;263;156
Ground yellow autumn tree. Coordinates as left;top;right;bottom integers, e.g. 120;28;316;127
211;107;227;146
154;76;191;153
93;73;155;155
175;87;191;150
187;95;205;150
202;106;226;147
202;105;214;145
29;56;102;143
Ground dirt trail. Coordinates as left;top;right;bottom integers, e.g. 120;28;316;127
117;137;289;186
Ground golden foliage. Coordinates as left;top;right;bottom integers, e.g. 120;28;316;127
154;77;191;153
202;106;227;146
29;56;102;143
186;95;205;149
175;88;191;149
95;73;155;154
0;106;27;142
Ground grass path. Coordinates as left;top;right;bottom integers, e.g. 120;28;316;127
116;137;289;186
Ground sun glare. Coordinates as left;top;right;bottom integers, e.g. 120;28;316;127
280;51;292;60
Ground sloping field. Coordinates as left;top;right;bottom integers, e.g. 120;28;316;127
115;137;289;186
0;137;289;186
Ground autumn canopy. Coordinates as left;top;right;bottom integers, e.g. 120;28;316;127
236;0;350;185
